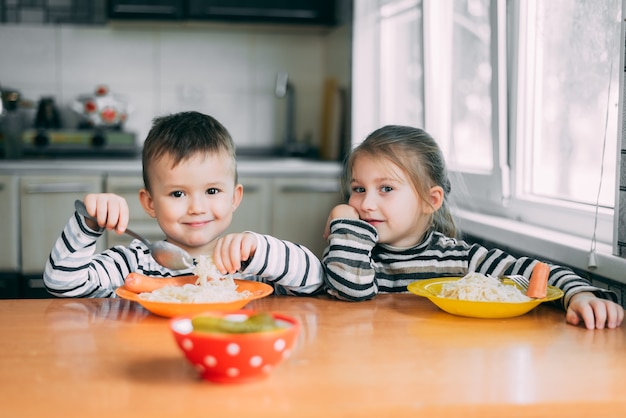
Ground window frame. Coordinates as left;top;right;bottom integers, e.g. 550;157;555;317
424;0;510;214
504;0;616;245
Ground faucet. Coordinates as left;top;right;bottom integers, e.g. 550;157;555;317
275;72;307;156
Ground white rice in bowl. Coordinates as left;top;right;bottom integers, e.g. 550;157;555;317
138;255;252;303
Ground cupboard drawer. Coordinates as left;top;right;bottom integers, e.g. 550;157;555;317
20;175;103;274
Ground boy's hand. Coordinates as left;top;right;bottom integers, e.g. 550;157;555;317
82;193;130;235
323;204;360;240
212;233;258;275
566;292;624;329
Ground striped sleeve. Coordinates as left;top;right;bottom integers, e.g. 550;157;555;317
241;232;324;295
44;212;132;297
322;218;379;301
44;211;193;298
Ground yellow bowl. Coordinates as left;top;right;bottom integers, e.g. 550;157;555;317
407;277;564;319
115;279;274;318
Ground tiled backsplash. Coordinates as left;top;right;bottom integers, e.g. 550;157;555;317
0;21;351;151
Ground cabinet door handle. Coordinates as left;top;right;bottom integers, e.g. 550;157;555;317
24;183;94;194
280;185;340;193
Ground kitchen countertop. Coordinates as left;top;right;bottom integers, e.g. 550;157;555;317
0;157;343;177
2;294;625;417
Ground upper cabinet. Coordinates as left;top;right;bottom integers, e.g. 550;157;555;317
2;0;342;26
187;0;335;25
108;0;186;20
108;0;336;25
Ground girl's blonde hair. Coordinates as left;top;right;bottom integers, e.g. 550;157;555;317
343;125;457;238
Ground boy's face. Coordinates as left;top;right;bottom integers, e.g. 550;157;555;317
139;150;243;258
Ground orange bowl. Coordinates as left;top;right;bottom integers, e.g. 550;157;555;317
170;310;300;383
115;279;274;318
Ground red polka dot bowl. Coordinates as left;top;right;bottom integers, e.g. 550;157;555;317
170;310;300;383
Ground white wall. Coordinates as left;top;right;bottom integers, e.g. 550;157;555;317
0;22;350;151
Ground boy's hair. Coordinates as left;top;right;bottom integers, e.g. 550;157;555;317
343;125;457;238
141;111;237;191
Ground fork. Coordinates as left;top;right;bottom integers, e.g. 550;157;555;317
502;275;530;291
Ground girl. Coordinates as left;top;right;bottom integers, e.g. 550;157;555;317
322;125;623;330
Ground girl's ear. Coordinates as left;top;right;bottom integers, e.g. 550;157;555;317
424;185;444;214
139;188;157;218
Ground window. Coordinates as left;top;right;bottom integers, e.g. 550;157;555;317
353;0;622;249
509;0;621;244
379;0;424;128
436;0;494;172
516;0;620;207
424;0;508;216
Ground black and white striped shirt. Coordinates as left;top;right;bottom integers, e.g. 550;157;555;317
44;211;324;298
322;218;616;309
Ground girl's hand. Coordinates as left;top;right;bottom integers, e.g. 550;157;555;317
212;232;258;275
323;204;360;240
82;193;129;234
566;292;624;329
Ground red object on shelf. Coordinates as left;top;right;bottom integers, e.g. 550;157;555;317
72;84;130;128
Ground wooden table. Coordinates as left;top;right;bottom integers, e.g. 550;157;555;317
1;295;625;417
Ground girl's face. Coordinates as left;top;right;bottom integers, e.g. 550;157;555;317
139;150;243;258
348;154;441;248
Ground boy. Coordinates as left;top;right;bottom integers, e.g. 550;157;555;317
44;111;324;298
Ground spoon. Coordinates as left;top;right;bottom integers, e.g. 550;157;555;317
74;199;195;270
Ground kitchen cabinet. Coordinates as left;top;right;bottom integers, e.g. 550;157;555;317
20;175;103;296
0;175;19;298
108;0;185;20
271;177;341;258
187;0;335;25
0;158;341;298
0;175;19;272
108;0;335;25
226;176;272;235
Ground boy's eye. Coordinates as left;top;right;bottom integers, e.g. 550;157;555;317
206;188;220;195
171;191;184;198
381;186;393;193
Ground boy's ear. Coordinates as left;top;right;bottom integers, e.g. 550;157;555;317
232;183;244;211
424;185;444;214
139;188;157;218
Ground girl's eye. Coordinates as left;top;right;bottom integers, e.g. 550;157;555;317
171;191;184;198
381;186;393;193
352;186;365;193
206;188;220;195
